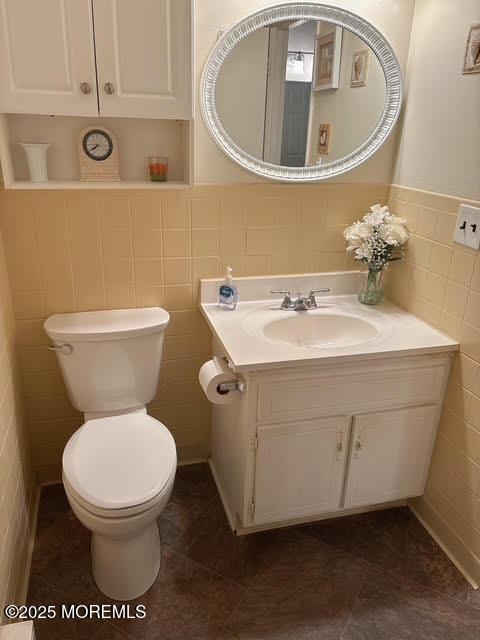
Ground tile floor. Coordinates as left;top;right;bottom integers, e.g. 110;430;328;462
27;463;480;640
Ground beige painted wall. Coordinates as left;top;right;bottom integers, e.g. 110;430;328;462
0;224;37;618
194;0;415;184
393;0;480;200
0;182;388;482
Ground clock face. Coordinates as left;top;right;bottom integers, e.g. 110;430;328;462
82;129;113;161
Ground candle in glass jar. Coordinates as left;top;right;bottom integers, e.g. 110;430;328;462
148;156;169;182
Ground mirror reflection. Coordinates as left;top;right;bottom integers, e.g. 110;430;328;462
216;20;387;167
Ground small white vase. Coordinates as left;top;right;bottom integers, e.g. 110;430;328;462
20;143;51;183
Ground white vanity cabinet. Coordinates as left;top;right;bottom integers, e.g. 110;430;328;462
209;352;452;534
253;416;350;524
0;0;193;119
343;405;438;509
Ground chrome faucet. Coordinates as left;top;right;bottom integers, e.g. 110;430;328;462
270;288;330;311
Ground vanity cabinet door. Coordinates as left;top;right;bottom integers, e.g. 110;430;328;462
343;405;438;509
0;0;98;116
252;416;350;524
92;0;193;119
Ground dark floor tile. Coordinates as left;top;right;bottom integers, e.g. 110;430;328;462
158;475;214;543
229;547;366;640
156;514;184;548
37;537;110;606
36;484;70;524
91;624;135;640
344;566;480;640
114;546;245;640
467;586;480;610
30;494;90;578
175;463;217;498
174;496;282;586
27;574;102;640
305;507;469;601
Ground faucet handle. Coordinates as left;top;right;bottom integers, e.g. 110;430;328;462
309;288;330;296
270;290;292;309
307;288;330;308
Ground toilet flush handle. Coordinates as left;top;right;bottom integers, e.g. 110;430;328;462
49;343;73;355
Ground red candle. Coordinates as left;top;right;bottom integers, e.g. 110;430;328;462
148;156;168;182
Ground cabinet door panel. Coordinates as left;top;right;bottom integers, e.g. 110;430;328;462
0;0;98;115
93;0;192;118
253;416;350;524
344;405;438;509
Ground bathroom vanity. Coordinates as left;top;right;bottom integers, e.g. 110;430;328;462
200;272;458;534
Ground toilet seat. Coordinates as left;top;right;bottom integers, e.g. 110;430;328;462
62;468;175;518
63;413;176;516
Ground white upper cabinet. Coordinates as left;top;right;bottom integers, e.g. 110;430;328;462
0;0;193;119
0;0;98;116
93;0;193;119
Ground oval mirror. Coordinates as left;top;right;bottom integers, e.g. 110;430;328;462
201;3;403;182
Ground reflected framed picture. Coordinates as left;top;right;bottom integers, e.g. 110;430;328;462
317;123;333;156
313;27;343;91
463;23;480;74
351;49;370;87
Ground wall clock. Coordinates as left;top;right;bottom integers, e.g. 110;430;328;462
78;126;120;181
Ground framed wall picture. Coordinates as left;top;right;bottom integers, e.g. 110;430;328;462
463;23;480;74
351;49;370;87
317;123;333;156
313;27;343;91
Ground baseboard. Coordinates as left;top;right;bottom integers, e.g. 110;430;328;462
0;621;35;640
409;498;480;589
15;482;41;605
177;457;209;467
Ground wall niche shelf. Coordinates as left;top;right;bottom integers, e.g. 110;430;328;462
0;114;193;190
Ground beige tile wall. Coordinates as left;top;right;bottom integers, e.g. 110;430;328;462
387;184;480;584
0;182;388;482
0;224;37;618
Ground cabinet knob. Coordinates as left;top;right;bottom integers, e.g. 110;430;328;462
80;82;92;94
104;82;115;95
353;436;363;459
336;435;344;460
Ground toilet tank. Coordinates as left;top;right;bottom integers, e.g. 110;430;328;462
44;308;170;413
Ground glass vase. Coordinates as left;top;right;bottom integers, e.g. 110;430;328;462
358;266;385;305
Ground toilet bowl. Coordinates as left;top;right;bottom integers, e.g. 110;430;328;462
62;412;176;601
44;307;174;601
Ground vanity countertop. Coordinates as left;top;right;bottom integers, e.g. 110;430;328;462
199;271;458;372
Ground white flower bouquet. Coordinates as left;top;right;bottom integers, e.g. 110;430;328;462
344;204;409;304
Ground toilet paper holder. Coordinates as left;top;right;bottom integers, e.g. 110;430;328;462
217;380;246;394
217;356;246;394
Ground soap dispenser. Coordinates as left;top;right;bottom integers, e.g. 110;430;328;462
219;266;238;310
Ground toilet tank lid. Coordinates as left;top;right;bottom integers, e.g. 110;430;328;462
44;307;170;342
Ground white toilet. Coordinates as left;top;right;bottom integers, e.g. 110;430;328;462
44;307;176;601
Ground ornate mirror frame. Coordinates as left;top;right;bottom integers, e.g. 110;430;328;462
200;2;403;182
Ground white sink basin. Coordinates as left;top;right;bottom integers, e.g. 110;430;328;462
243;304;390;349
262;311;379;348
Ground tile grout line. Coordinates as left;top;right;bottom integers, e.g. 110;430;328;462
339;566;369;639
166;543;248;593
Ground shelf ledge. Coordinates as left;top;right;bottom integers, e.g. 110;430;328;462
6;180;191;190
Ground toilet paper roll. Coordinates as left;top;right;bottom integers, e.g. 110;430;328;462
199;357;238;405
